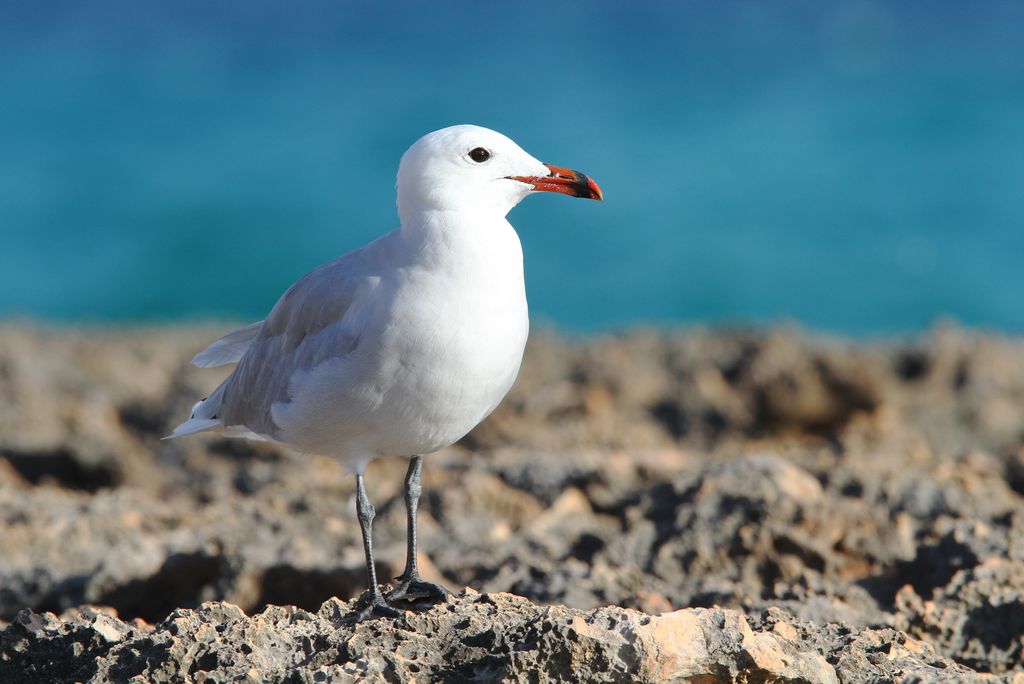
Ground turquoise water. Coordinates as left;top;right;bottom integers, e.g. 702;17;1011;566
2;1;1022;333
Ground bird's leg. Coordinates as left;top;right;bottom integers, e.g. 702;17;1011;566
387;455;450;603
350;472;402;621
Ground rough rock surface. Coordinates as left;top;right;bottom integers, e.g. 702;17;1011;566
1;323;1023;680
2;592;976;683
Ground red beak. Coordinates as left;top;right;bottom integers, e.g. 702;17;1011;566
508;164;603;201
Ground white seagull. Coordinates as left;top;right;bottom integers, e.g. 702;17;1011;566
168;124;602;620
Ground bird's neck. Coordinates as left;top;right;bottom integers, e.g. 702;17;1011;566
400;209;523;275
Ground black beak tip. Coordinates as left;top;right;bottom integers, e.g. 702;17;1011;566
576;172;603;201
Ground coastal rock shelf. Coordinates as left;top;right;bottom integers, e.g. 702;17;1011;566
1;592;971;683
1;324;1023;679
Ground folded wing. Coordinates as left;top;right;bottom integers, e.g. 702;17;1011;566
169;231;393;443
215;246;384;439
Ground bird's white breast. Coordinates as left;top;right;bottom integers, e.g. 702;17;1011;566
375;216;529;453
275;215;529;461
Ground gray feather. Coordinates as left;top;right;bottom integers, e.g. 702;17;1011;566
192;321;265;368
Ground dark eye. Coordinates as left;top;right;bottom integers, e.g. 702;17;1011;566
468;147;491;163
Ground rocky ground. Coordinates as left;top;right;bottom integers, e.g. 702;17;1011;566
1;323;1022;681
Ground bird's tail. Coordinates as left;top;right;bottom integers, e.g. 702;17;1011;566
163;383;227;440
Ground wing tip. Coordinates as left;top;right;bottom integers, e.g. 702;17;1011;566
163;418;221;440
191;350;223;368
191;321;264;368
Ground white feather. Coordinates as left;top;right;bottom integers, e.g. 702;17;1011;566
163;418;220;439
192;321;264;368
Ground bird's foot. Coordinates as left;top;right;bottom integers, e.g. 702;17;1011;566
347;591;403;623
387;574;451;604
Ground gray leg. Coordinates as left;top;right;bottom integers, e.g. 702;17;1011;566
398;454;425;581
388;455;449;603
351;473;401;621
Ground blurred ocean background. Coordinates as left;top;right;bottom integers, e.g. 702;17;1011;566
1;1;1021;334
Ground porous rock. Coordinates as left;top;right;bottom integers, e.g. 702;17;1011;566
2;591;980;683
2;324;1024;678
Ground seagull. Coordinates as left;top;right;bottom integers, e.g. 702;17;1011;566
167;124;602;620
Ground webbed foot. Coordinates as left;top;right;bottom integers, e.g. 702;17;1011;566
347;591;404;623
387;575;450;603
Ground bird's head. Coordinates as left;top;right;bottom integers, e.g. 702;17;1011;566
397;124;602;223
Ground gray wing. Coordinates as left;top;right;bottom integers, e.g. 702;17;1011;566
192;321;264;368
214;248;383;438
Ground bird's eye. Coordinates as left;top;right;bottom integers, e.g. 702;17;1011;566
468;147;491;163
